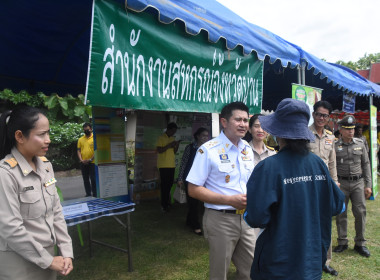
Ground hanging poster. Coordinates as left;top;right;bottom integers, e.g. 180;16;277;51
85;0;263;114
342;92;356;114
292;83;322;124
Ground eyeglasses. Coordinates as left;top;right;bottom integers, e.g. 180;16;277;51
314;112;330;119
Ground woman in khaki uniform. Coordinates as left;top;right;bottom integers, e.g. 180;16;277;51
0;106;73;279
247;114;276;166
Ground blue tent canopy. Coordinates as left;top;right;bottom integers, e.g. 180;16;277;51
0;0;379;111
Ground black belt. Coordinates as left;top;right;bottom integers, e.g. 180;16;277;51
338;175;363;181
209;208;244;215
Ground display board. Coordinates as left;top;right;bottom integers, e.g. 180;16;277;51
93;107;130;202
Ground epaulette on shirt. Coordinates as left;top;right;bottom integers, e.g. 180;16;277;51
39;156;49;162
5;158;18;168
353;138;363;143
203;140;220;149
266;145;275;151
241;139;250;146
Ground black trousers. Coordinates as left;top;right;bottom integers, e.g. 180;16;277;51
159;168;175;209
185;182;203;230
81;163;97;197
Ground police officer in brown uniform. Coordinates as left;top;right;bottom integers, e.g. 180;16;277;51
309;101;339;276
334;115;372;257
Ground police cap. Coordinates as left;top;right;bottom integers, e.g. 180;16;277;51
339;115;356;129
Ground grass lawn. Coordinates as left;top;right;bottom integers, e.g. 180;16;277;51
59;195;380;280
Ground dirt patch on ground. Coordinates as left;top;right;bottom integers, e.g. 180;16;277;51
55;169;82;178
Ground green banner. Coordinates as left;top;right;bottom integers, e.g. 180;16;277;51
85;0;263;114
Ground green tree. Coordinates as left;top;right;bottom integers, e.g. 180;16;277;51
334;52;380;70
335;60;357;71
356;52;380;70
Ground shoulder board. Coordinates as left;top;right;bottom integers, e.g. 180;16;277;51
265;145;275;151
325;130;332;135
5;158;18;168
203;140;220;149
354;138;363;143
39;156;49;162
241;139;249;146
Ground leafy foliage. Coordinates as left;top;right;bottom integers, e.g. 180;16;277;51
49;122;83;149
0;89;45;107
335;52;380;71
0;89;91;170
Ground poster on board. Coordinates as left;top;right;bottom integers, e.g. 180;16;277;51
93;107;130;202
292;83;322;125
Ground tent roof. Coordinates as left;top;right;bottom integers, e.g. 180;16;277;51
127;0;301;67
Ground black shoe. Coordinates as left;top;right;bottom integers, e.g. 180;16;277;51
333;245;348;253
354;245;370;257
323;265;338;276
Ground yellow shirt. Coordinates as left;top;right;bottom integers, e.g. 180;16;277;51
157;133;176;168
77;134;94;163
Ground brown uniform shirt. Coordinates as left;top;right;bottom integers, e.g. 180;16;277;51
308;124;338;183
249;141;276;166
0;147;73;269
335;138;371;188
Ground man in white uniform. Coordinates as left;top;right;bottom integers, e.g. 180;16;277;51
187;102;256;280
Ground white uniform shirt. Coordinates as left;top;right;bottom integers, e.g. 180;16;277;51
186;131;255;210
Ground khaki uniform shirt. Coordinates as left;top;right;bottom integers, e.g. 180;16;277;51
0;148;73;269
249;141;276;166
308;124;338;183
335;138;371;188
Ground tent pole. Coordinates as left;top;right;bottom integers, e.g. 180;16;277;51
297;65;301;84
211;113;220;138
301;62;306;85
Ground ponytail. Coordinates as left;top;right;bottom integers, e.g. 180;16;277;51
0;106;44;159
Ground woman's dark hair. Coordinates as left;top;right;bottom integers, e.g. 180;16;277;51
283;138;310;155
0;106;44;159
243;114;263;142
193;127;208;141
249;114;263;128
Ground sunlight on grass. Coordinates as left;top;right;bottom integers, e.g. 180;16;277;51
59;195;379;280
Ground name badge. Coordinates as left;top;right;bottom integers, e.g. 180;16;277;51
23;186;34;192
220;154;230;163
